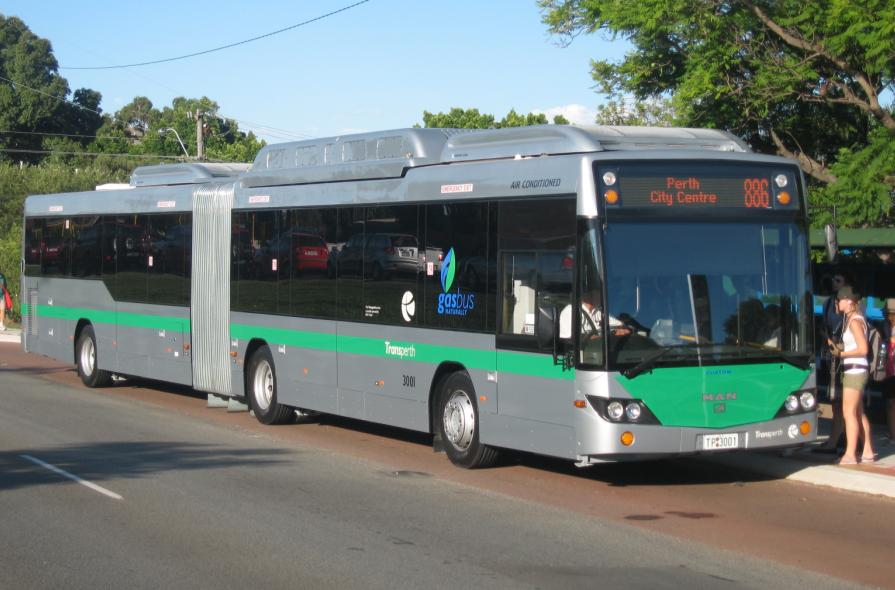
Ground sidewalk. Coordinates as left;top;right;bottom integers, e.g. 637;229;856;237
707;405;895;499
2;328;892;498
0;327;21;344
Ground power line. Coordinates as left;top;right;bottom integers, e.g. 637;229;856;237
59;1;372;70
0;148;184;159
0;129;130;141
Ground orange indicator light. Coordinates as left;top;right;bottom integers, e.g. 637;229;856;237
620;431;635;446
777;191;791;205
604;189;619;204
479;395;488;402
800;421;811;435
574;400;587;409
230;351;238;357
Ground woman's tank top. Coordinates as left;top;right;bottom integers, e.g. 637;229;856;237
842;313;868;373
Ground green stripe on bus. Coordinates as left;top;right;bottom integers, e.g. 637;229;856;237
30;305;573;381
33;304;189;333
230;323;338;351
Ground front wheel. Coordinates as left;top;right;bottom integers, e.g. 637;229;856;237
76;325;112;388
246;345;295;425
436;372;498;468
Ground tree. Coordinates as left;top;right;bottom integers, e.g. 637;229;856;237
594;97;676;126
0;16;73;161
420;107;569;129
540;0;895;226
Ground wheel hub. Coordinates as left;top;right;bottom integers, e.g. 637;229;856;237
443;390;475;451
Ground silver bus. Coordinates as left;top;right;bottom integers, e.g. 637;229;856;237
21;125;817;468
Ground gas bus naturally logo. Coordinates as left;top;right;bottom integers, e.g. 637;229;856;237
437;247;476;317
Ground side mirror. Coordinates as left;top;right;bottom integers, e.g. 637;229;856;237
536;305;558;353
824;223;838;263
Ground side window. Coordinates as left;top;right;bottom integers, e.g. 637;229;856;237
116;215;149;302
70;216;102;279
24;218;43;276
362;205;421;325
101;216;119;298
148;213;189;306
423;201;490;332
41;217;69;278
232;210;278;314
337;207;366;321
498;198;576;348
289;207;340;319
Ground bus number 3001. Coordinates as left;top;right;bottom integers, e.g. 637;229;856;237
402;375;416;388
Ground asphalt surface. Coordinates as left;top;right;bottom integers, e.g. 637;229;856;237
0;352;876;590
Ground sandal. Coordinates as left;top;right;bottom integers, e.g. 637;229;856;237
837;457;858;465
861;454;878;463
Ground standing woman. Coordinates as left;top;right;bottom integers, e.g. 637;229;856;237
829;286;877;464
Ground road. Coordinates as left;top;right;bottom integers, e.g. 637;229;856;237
1;343;892;589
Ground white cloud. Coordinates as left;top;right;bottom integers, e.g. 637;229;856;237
535;104;596;125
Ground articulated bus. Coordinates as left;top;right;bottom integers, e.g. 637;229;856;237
21;125;817;468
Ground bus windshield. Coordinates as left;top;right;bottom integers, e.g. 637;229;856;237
580;221;811;371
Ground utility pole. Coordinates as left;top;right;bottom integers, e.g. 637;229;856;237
195;110;206;161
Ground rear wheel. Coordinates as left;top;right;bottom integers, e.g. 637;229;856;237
76;325;112;388
247;345;294;425
436;372;498;468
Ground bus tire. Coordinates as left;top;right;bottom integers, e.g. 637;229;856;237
247;345;295;425
436;372;498;469
76;324;112;388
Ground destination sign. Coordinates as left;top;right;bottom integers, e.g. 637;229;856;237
597;162;800;211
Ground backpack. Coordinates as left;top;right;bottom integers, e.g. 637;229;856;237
867;322;886;382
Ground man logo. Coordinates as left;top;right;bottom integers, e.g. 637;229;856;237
441;247;456;293
401;291;415;322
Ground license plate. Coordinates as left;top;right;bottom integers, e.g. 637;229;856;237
701;432;739;451
306;250;318;256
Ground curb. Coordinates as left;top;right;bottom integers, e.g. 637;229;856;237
703;451;895;499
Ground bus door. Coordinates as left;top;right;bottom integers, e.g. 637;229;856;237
493;199;578;455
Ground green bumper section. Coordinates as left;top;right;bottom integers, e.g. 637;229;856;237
617;364;811;428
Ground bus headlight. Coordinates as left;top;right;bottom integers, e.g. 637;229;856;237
607;401;624;421
800;391;816;410
785;394;800;412
625;402;642;421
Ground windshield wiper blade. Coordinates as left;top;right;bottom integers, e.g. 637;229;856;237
739;342;812;370
622;344;695;379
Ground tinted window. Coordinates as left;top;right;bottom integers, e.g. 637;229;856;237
362;205;421;325
336;207;367;321
423;201;491;332
498;198;576;347
70;216;103;279
148;213;190;306
232;210;278;314
41;217;69;277
115;215;149;301
24;218;42;276
288;208;340;319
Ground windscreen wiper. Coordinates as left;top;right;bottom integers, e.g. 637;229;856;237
739;342;812;370
622;344;695;379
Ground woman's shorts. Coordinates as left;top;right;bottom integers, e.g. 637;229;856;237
842;370;869;391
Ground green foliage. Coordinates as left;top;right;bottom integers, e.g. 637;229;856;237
595;97;677;126
0;221;21;321
0;162;127;320
420;107;567;129
809;126;895;227
540;0;895;227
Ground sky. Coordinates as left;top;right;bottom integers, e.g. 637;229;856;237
2;0;630;144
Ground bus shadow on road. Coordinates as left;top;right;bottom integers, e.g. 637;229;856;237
0;442;293;493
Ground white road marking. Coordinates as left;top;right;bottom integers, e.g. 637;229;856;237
19;454;123;500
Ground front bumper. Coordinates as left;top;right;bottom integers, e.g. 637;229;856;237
573;409;818;462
